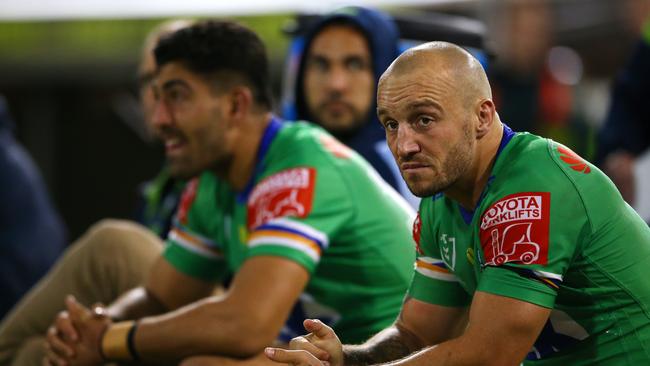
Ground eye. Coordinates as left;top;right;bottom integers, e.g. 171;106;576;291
384;120;399;131
308;58;329;73
345;57;366;72
166;88;187;104
418;116;434;127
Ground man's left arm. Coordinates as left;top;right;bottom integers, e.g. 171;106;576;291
131;255;309;362
382;290;549;366
55;255;309;364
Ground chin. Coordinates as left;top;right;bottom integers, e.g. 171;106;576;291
406;178;449;198
169;164;201;180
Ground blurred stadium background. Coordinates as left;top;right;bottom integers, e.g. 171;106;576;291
0;0;647;239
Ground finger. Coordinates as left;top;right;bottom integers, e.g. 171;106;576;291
54;311;78;342
46;326;76;358
303;319;335;339
289;337;330;360
43;340;68;366
65;295;91;325
265;347;326;366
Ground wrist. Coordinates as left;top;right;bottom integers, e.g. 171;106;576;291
100;320;141;362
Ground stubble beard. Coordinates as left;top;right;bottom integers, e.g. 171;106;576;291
405;122;474;198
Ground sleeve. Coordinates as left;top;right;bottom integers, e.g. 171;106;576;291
476;188;580;309
407;203;472;307
244;165;354;273
162;176;228;282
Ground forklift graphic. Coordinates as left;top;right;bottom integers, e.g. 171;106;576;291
252;189;305;228
489;222;540;265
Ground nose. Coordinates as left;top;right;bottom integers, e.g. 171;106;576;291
327;66;350;92
150;99;173;129
396;124;421;158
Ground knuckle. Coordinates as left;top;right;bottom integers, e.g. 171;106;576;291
289;336;305;347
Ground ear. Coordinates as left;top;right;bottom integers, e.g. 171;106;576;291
475;99;495;139
226;86;254;120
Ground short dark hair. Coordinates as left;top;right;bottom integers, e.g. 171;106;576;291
154;19;272;110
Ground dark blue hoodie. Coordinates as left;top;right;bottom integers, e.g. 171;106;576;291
282;6;419;208
0;96;66;317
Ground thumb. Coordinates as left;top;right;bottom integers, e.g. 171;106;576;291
265;347;327;366
304;319;335;339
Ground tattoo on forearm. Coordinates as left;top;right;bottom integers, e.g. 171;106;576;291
344;336;412;365
343;296;425;365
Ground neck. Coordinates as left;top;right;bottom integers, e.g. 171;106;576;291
448;121;504;211
223;112;273;191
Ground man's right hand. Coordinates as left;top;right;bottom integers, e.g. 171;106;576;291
265;319;343;366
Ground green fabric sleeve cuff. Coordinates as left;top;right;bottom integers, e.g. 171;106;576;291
408;271;471;307
247;245;317;274
163;241;226;282
477;266;557;309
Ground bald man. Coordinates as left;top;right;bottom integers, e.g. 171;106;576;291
265;42;650;365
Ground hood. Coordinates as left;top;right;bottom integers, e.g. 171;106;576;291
281;6;400;139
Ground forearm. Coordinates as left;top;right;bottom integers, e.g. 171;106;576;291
132;295;276;362
106;287;168;321
379;336;516;366
343;324;423;366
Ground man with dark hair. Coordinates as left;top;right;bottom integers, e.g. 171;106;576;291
0;20;191;366
44;19;414;365
267;41;650;366
283;6;419;207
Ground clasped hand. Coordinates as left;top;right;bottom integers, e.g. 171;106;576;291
43;296;111;366
265;319;343;366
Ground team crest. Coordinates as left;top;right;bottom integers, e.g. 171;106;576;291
479;192;550;266
247;167;316;229
439;234;456;270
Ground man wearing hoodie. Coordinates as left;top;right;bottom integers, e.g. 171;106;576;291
283;6;418;208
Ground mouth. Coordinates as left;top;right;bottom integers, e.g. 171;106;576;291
163;136;186;155
322;101;352;114
400;162;431;175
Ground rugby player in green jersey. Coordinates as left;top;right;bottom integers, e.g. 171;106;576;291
266;42;650;365
43;20;415;365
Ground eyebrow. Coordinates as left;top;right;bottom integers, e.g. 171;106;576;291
407;100;443;112
161;79;190;91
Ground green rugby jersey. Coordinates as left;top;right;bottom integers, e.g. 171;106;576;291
410;125;650;364
163;119;415;343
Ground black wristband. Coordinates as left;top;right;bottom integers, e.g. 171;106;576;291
126;321;141;362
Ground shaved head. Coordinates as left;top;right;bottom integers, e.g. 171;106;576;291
376;41;501;203
380;41;491;109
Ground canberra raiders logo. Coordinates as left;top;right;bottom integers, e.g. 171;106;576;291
439;234;456;270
